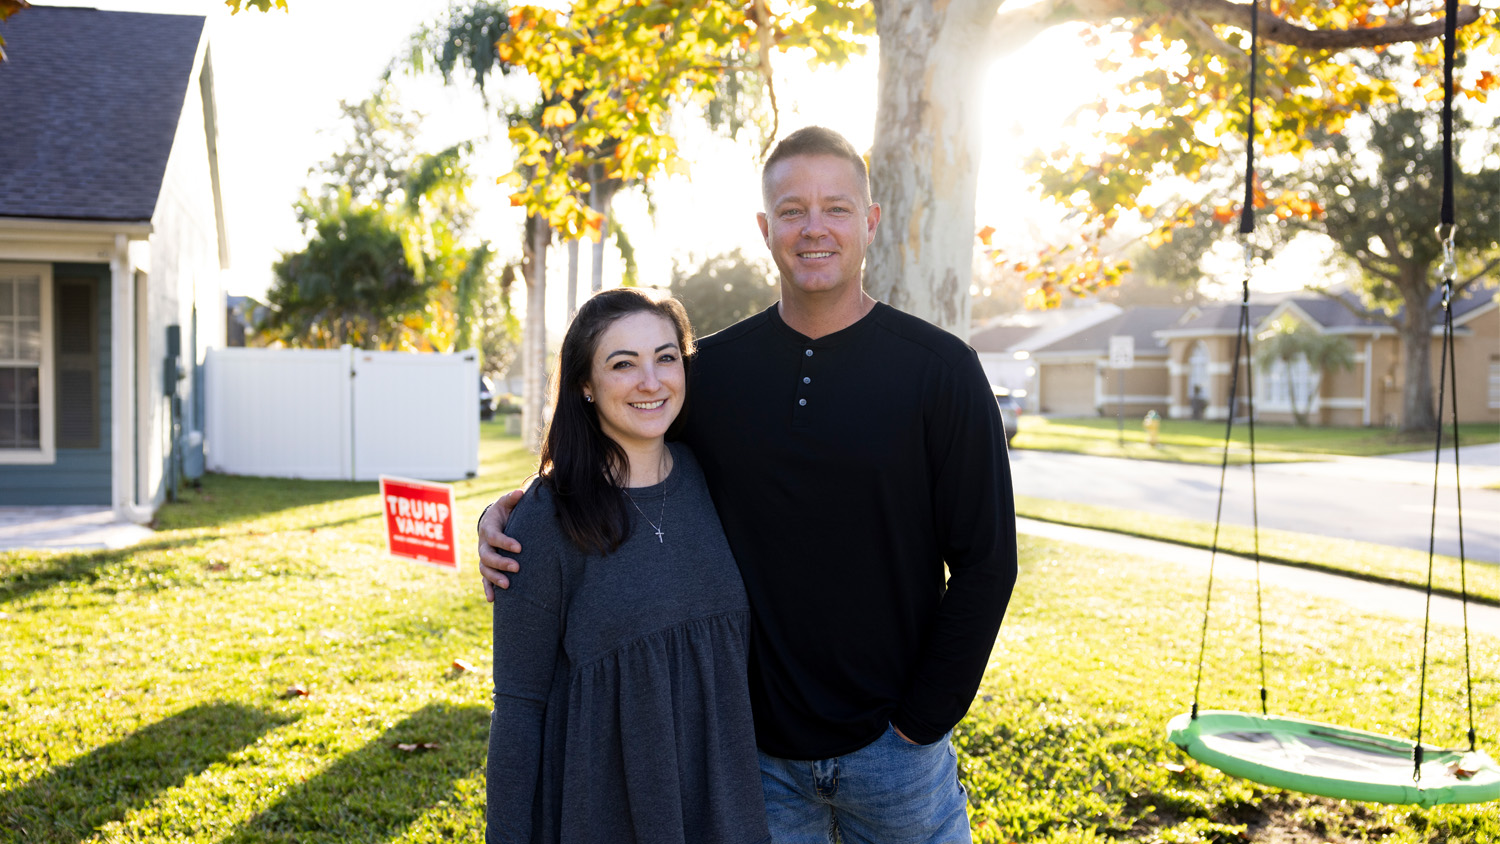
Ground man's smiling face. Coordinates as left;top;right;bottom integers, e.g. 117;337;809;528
757;154;880;302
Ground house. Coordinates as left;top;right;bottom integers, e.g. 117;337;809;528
1154;301;1277;421
1157;288;1499;426
1009;284;1498;427
1027;307;1183;417
970;303;1120;413
0;6;227;517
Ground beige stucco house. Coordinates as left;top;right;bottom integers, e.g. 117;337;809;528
1015;288;1499;427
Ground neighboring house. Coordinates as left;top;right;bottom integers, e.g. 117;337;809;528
226;294;268;347
970;303;1121;413
1028;307;1183;417
1155;302;1277;422
969;321;1040;392
0;6;227;516
1157;288;1499;427
1013;286;1498;427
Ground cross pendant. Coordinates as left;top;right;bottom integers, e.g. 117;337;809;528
654;527;665;543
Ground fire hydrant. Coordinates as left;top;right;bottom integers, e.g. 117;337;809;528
1143;410;1161;447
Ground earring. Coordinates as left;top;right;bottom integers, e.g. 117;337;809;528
585;395;594;403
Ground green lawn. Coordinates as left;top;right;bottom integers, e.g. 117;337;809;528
2;425;1497;842
1013;416;1500;464
1015;496;1500;606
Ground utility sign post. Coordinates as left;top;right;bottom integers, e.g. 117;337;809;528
380;476;459;570
1109;336;1135;447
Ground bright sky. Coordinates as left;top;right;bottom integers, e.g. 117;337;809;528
28;0;1313;334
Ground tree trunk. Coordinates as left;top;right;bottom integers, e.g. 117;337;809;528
522;214;550;453
566;238;580;320
866;0;999;336
1397;282;1437;432
590;176;617;295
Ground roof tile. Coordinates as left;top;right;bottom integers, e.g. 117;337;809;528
0;6;206;222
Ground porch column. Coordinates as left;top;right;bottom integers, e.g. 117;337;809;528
110;234;141;521
1362;339;1373;427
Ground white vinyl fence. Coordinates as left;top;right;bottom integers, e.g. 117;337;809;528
205;346;479;481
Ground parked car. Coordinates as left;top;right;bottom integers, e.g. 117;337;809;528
994;388;1021;444
480;375;497;420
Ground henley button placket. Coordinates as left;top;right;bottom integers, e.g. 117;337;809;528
792;347;816;428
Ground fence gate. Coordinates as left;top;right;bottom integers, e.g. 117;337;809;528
205;346;478;481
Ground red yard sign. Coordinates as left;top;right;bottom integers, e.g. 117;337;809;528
379;476;459;570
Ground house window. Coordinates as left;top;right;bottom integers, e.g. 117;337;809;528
1188;342;1209;389
1264;354;1314;408
0;264;54;463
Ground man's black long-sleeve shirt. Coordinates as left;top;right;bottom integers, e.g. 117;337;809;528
682;302;1018;759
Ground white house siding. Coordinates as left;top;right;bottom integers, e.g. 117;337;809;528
137;42;227;510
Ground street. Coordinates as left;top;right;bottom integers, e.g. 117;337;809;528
1008;446;1500;565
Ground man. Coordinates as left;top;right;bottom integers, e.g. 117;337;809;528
479;126;1017;843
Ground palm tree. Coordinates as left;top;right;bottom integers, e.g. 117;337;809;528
1253;317;1355;426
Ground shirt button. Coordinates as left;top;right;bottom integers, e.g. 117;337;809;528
805;349;814;357
803;376;811;384
798;398;807;406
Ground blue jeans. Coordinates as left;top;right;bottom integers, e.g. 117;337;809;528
758;724;972;844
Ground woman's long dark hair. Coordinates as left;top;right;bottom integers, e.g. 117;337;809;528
539;288;695;555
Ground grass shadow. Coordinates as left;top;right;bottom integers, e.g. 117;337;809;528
0;702;294;844
154;474;377;532
0;536;200;606
221;702;488;843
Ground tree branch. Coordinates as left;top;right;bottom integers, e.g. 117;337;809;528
1457;255;1500;292
1182;0;1484;49
989;0;1485;55
753;0;779;148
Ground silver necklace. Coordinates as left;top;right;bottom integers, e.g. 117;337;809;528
624;451;668;543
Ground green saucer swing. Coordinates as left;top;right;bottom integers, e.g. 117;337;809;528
1167;711;1500;807
1167;0;1495;808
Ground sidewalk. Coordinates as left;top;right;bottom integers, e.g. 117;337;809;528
0;507;155;552
1257;442;1500;489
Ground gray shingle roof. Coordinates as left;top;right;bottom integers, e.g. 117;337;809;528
1167;302;1276;333
970;322;1040;353
0;6;205;222
1286;295;1377;329
1273;287;1491;329
1033;306;1183;355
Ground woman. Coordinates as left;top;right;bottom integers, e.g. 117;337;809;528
486;288;768;844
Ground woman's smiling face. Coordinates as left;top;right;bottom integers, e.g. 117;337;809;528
584;311;685;453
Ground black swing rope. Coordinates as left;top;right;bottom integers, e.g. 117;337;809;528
1412;0;1476;780
1190;0;1269;722
1187;0;1485;795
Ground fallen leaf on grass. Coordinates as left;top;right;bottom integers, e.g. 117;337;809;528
451;658;476;674
395;742;441;753
280;685;309;699
206;561;229;572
